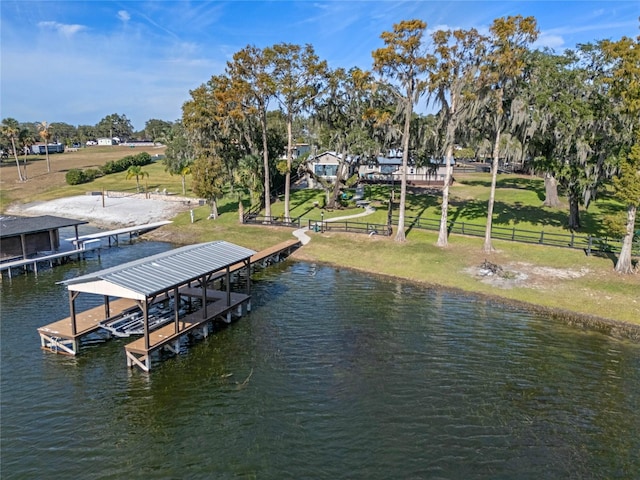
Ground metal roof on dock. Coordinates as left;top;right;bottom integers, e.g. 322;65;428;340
60;241;256;300
0;215;87;238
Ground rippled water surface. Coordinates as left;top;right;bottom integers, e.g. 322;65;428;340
1;241;639;479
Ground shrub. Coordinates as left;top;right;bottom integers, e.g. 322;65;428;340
83;168;102;181
101;152;152;175
65;169;87;185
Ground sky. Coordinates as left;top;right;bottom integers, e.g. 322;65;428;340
1;1;638;132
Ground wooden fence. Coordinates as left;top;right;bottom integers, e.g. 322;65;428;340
243;214;301;228
307;219;392;236
242;210;637;256
396;215;639;256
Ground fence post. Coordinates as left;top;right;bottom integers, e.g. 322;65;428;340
570;232;574;248
461;222;465;234
587;235;592;256
539;231;544;244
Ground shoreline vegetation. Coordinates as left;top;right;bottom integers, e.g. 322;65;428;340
2;147;639;341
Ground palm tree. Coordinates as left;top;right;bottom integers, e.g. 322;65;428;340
125;165;149;192
37;121;53;173
1;117;25;181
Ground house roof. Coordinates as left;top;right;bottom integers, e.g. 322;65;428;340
59;241;256;300
0;215;88;239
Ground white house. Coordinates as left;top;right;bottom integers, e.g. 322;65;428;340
358;156;455;186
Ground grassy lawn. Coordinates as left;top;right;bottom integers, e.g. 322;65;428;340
2;148;638;330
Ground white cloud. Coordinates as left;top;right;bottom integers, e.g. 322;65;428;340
118;10;131;22
37;21;86;37
534;33;565;50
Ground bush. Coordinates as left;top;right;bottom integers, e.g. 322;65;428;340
65;169;87;185
101;152;152;175
83;168;103;181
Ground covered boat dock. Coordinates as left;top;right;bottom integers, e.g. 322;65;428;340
38;240;257;371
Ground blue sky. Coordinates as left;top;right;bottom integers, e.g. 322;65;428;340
1;1;638;131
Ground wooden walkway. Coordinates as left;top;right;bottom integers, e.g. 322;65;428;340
65;221;172;247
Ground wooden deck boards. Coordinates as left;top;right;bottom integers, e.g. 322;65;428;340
210;238;301;279
37;297;137;339
124;292;249;355
250;238;300;264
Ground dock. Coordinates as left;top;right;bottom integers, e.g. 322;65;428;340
38;298;137;355
1;221;171;279
0;240;102;278
65;221;172;247
37;239;301;372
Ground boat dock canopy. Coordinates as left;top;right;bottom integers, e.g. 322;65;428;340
58;241;256;300
0;215;87;238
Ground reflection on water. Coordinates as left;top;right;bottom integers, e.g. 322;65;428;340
1;241;639;479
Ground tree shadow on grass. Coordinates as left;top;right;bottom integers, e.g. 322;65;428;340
459;176;546;202
450;198;569;231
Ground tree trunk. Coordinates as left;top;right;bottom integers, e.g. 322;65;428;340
283;114;293;222
615;204;636;274
45;144;51;173
210;199;219;219
543;173;560;207
181;175;186;195
394;98;412;243
483;128;500;253
10;138;24;182
22;152;28;180
568;193;581;230
436;144;454;247
238;199;244;223
327;151;345;210
260;108;271;219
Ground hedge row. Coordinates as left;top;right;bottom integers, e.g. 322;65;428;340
101;152;152;175
65;152;153;185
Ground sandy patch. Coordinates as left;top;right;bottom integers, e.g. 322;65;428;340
465;260;590;290
5;193;198;228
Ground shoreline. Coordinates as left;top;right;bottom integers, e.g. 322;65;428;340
288;253;640;343
6;195;639;342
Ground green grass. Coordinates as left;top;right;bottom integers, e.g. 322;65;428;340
6;154;638;328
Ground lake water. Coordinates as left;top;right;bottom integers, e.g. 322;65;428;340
1;239;639;479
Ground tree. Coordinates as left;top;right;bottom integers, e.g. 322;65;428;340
37;121;52;173
50;122;77;145
1;117;25;181
271;43;328;221
602;33;640;273
234;154;264;209
191;156;227;219
145;119;173;142
372;19;430;242
479;15;538;253
313;67;378;209
429;27;487;247
227;45;278;220
125;165;149;192
96;113;134;140
163;121;194;195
